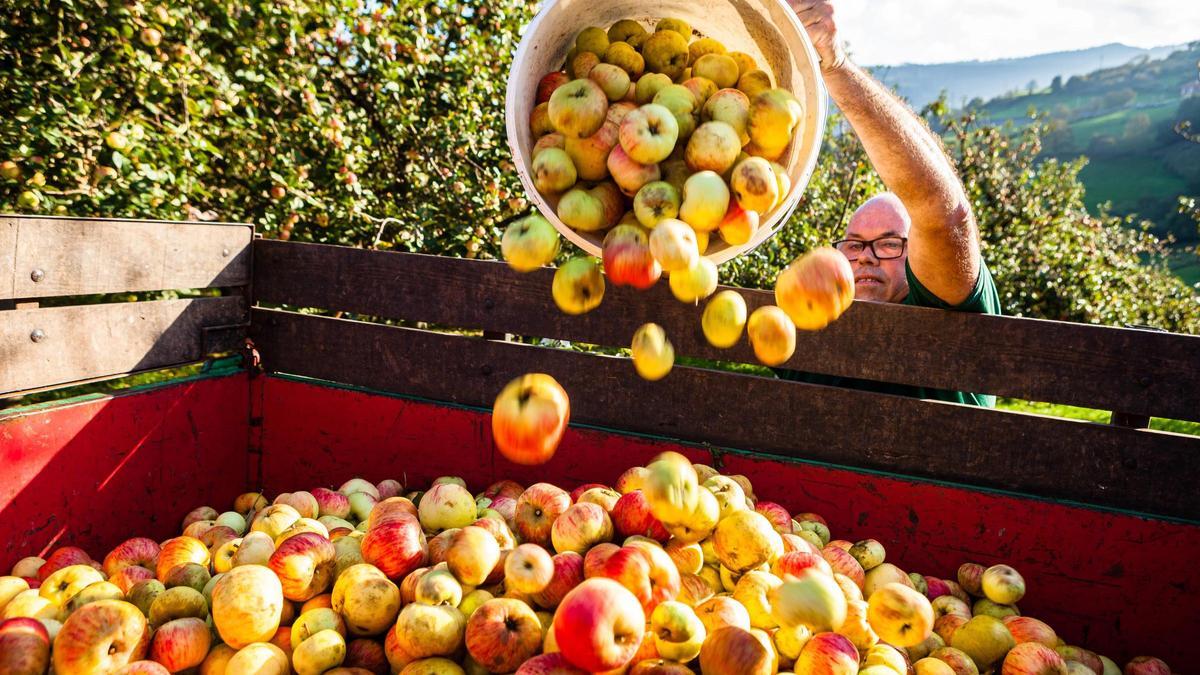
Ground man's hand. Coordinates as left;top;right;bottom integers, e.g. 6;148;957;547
789;0;847;72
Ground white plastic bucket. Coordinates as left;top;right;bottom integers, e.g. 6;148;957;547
505;0;827;265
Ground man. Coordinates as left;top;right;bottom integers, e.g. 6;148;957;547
778;0;1002;406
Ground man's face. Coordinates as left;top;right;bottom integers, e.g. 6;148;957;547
841;195;911;303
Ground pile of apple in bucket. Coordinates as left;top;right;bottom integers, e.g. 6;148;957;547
0;448;1173;674
501;7;854;380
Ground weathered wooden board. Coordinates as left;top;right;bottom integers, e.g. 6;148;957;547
2;216;251;299
1;297;246;395
250;308;1200;519
252;240;1200;422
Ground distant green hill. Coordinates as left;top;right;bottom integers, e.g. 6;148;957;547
871;43;1184;110
971;43;1200;245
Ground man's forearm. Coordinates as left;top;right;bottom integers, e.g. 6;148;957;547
822;61;980;302
822;62;966;229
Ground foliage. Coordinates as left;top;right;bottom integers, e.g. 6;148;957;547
969;43;1200;242
725;104;1199;333
1;1;1196;335
0;0;535;256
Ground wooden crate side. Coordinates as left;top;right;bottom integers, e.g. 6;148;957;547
256;375;1200;665
0;373;250;567
252;241;1200;422
2;216;251;299
249;309;1200;520
1;297;246;396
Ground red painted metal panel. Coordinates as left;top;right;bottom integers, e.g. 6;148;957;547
0;374;250;570
258;377;712;495
260;377;1197;665
718;455;1199;665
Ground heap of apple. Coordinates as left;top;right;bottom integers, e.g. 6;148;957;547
0;450;1172;675
504;18;851;382
529;19;800;252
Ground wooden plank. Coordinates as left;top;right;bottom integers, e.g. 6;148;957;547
0;297;247;395
253;241;1200;422
250;308;1200;520
0;219;14;300
3;216;251;299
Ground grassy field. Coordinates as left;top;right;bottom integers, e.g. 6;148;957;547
997;398;1200;435
1076;154;1189;214
1169;250;1200;287
1067;101;1177;147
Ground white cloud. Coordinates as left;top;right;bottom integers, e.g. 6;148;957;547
832;0;1200;65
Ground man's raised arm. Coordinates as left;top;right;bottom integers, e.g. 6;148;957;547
791;0;981;305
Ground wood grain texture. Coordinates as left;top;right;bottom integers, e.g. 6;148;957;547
250;308;1200;519
1;297;246;395
252;241;1200;422
0;219;15;300
3;215;251;299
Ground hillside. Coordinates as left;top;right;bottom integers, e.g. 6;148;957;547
869;43;1183;110
970;42;1200;245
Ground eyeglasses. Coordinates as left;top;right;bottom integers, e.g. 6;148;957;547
832;236;908;261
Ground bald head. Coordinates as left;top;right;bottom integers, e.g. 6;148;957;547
840;192;911;303
847;193;911;238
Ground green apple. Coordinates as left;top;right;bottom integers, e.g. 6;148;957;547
769;568;846;632
679;171;730;233
604;42;645;78
548;79;609;138
636;73;674;104
16;190;40;210
749;88;803;157
651;600;706;662
634;181;681;228
576;26;609;56
608;20;648;48
557;188;605;232
950;615;1015;671
738;70;773;99
689;38;727;62
653;84;698;139
643;29;689;80
618;103;678;165
502;215;560;272
655;18;691;39
981;565;1025;605
532;147;577;194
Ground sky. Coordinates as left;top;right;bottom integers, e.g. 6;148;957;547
837;0;1200;66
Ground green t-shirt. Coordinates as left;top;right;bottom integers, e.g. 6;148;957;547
776;260;1002;406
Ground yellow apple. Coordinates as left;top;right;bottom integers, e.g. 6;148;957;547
702;290;748;348
631;322;675;381
669;257;719;303
212;565;283;648
747;305;795;365
552;258;605;315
